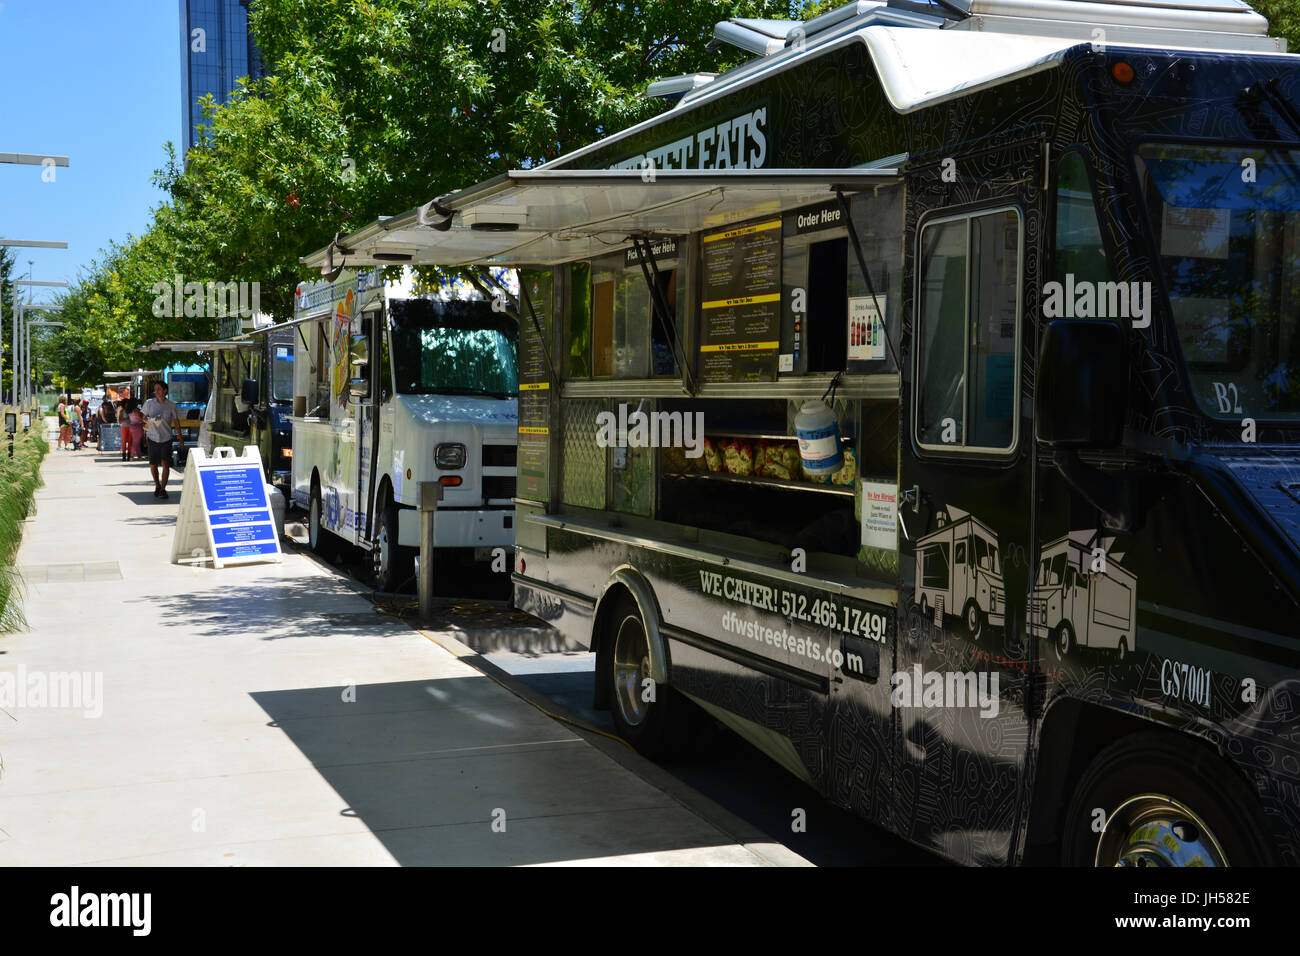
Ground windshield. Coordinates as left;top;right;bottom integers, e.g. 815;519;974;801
1137;143;1300;422
390;319;518;397
169;378;207;405
271;344;294;402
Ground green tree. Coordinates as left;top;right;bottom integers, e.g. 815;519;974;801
1256;1;1300;51
161;0;811;319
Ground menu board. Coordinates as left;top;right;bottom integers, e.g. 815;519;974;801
517;269;552;502
171;446;282;569
700;219;782;382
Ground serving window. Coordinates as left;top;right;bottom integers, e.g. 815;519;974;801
552;185;905;581
567;242;683;380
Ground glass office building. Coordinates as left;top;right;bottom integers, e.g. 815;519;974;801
179;0;266;156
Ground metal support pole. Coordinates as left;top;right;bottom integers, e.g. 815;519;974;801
24;318;33;409
418;481;443;621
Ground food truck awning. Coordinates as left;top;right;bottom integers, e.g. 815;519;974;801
139;340;258;352
302;167;901;270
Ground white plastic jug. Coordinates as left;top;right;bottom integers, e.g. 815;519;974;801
795;401;842;477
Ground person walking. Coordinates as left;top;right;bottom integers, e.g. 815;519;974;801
142;380;184;500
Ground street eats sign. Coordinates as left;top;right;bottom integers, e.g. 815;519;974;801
608;108;769;172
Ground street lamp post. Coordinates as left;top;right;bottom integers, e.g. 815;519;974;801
26;319;63;409
3;279;67;405
1;151;72;408
18;306;63;407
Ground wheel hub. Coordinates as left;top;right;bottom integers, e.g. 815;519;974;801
1097;794;1228;867
613;616;651;727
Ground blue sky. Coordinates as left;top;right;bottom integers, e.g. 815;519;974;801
0;0;177;293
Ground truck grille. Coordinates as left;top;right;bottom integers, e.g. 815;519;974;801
484;475;516;500
483;444;517;468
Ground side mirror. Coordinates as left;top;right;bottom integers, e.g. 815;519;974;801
1036;320;1126;447
241;378;260;406
349;361;370;400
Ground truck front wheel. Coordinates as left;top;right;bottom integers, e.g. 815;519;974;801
604;594;686;759
1052;621;1074;661
373;501;413;593
1062;733;1275;866
309;481;327;555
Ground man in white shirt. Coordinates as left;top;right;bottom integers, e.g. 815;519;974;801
141;380;184;500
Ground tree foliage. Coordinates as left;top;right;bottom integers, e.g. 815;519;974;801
51;0;1300;386
50;0;808;381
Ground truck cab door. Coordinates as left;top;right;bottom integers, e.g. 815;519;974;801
894;139;1044;865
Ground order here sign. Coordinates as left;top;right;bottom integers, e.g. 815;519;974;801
171;446;283;568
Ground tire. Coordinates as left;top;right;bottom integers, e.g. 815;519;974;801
1062;732;1276;866
604;594;687;759
372;500;413;593
963;599;984;640
1052;621;1074;661
308;481;328;556
1117;636;1129;661
919;594;930;621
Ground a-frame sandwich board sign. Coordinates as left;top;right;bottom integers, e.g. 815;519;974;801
171;445;283;569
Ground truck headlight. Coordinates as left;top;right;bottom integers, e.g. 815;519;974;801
435;442;466;469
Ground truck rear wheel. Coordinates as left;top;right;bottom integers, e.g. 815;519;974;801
372;501;413;593
1062;733;1275;866
604;594;686;759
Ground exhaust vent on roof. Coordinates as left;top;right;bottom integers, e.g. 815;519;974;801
646;73;719;101
710;18;803;55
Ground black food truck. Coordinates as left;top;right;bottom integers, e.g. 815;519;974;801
307;0;1300;866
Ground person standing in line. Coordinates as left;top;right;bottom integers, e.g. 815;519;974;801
56;395;70;450
126;399;146;462
117;400;130;461
142;380;184;500
77;399;91;451
67;398;83;450
97;399;115;451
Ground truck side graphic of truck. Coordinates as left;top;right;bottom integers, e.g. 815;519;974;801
1029;532;1137;661
914;510;1005;640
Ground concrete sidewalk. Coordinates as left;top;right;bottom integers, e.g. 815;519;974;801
0;447;804;866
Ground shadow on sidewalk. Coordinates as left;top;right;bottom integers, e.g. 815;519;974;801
130;576;407;642
251;677;736;865
118;491;175;506
121;514;181;526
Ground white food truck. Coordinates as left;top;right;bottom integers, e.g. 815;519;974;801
290;268;519;591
